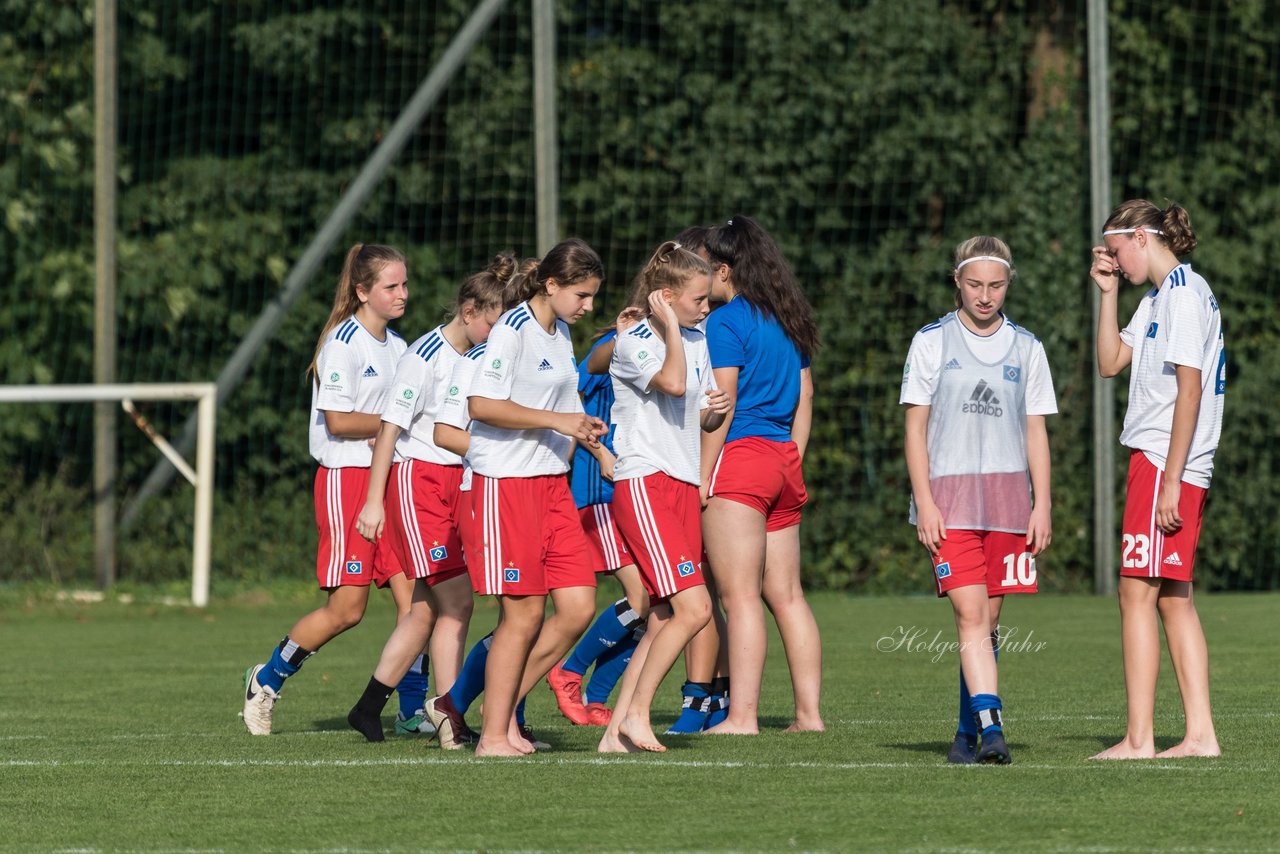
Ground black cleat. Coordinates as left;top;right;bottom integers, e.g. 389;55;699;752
947;732;978;764
977;730;1012;765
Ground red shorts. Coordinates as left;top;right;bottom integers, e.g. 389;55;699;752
613;473;705;600
707;436;807;532
930;530;1038;597
470;474;597;596
384;459;468;587
578;503;631;573
314;467;391;589
1120;451;1207;582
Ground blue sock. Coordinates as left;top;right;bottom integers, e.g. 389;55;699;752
565;599;639;676
957;629;999;739
448;632;493;715
970;693;1004;737
583;630;640;704
260;637;312;693
515;698;526;727
666;681;711;735
397;654;430;718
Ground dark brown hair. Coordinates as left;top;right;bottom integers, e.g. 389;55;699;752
509;238;605;305
703;215;819;358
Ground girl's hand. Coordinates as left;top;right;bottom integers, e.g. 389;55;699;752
1026;504;1052;556
1156;479;1184;534
356;502;384;542
1090;245;1121;294
597;448;616;482
699;482;710;509
615;306;645;333
705;388;732;414
647;290;678;332
554;413;607;445
916;502;946;556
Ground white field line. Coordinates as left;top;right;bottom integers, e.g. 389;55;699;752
0;756;1235;772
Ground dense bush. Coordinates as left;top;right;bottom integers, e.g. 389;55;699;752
2;1;1276;590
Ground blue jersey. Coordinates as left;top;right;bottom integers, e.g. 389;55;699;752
706;296;809;444
570;331;618;508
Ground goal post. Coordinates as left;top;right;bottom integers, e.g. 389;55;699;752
0;383;217;607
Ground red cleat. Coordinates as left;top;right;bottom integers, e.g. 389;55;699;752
547;663;592;725
583;702;612;726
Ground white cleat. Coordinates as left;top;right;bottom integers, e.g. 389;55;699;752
242;664;279;736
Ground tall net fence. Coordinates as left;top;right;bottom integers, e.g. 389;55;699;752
2;0;1277;591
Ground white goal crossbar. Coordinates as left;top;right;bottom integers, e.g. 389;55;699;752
0;383;217;606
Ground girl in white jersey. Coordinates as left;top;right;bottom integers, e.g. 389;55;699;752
597;241;731;753
242;243;408;736
466;238;608;757
1091;200;1223;760
901;236;1057;764
344;254;515;742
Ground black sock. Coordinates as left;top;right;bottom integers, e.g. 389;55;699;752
347;677;394;742
710;676;730;697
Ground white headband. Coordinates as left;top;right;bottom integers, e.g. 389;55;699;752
955;255;1011;272
1102;227;1164;236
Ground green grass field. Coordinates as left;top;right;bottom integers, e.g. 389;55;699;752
1;586;1276;852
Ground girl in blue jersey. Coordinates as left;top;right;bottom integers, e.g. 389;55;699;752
699;216;824;735
901;236;1056;765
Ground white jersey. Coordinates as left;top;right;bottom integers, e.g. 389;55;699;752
611;320;716;486
436;342;488;492
309;316;406;468
381;325;465;466
466;302;584;478
900;312;1058;533
1118;264;1224;488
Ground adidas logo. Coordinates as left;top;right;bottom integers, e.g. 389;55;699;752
962;380;1003;417
362;365;378;378
1163;551;1183;566
537;358;553;372
944;358;962;371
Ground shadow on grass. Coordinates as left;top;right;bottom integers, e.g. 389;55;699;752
1058;733;1182;752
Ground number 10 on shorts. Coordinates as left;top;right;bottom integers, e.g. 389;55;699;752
1001;552;1037;587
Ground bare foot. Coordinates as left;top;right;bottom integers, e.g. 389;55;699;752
507;719;535;754
703;718;759;735
1155;738;1221;758
1090;738;1156;760
785;718;826;733
617;714;666;753
474;737;528;757
597;729;641;753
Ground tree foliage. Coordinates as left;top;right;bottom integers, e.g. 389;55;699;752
1;0;1276;590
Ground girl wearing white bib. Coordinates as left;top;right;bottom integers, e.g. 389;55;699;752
902;236;1057;765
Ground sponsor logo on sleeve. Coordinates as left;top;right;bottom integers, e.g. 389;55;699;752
322;369;347;394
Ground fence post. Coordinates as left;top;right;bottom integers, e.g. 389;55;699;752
1088;0;1116;595
533;0;559;255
